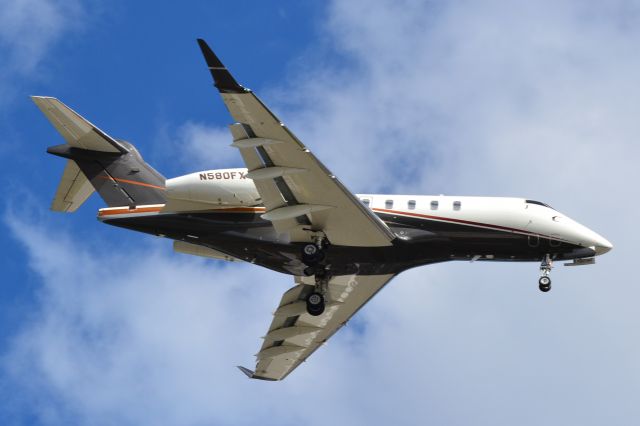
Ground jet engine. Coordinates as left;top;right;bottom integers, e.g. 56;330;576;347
164;168;260;211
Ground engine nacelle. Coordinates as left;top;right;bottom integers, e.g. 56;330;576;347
165;168;260;211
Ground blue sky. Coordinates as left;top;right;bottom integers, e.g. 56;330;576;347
1;0;639;425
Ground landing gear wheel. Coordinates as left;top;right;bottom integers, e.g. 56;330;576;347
538;254;553;293
306;292;325;316
302;243;325;266
303;244;318;256
538;276;551;292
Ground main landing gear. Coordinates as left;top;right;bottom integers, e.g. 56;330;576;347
306;291;325;316
301;240;329;316
538;254;553;292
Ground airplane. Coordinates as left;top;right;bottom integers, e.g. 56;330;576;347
32;39;613;381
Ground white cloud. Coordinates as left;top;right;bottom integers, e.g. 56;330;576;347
175;121;245;171
0;0;86;102
4;0;640;425
280;0;640;201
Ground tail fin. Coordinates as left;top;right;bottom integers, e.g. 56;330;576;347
32;96;166;209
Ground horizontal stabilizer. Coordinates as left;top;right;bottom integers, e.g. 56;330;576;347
51;160;95;212
31;96;127;154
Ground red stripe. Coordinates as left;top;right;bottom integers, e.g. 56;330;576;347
99;206;163;216
98;175;165;190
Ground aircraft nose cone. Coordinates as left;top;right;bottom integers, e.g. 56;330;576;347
594;237;613;255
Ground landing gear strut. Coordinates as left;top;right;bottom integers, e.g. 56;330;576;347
306;270;329;316
539;254;553;292
301;237;329;316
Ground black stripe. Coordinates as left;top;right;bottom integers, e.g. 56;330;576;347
197;39;248;94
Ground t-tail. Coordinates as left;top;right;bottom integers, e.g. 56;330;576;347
32;96;166;211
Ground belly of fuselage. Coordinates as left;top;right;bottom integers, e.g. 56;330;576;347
100;209;592;276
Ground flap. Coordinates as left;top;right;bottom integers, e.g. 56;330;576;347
240;273;396;380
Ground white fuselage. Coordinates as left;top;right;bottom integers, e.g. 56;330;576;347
356;194;612;255
162;168;612;255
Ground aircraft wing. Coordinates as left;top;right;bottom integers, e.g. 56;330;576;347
197;39;395;247
239;273;396;381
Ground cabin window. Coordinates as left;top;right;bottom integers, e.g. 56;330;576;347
408;200;416;210
430;200;438;210
361;198;370;206
453;201;461;211
385;199;394;209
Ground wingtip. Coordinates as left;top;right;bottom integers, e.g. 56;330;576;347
237;366;255;378
196;38;223;68
196;38;210;51
31;95;56;103
196;39;248;94
236;366;279;381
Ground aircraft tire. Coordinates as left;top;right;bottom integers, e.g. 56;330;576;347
306;292;325;316
538;276;551;292
302;244;325;266
303;244;318;256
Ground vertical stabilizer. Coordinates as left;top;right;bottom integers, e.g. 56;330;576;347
33;96;166;209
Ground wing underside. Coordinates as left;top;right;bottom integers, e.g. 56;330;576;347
241;273;396;381
197;39;395;247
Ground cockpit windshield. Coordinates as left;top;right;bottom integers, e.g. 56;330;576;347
525;199;553;209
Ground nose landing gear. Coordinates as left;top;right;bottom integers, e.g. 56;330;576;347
538;254;553;292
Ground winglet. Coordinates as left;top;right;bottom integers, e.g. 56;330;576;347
197;39;249;94
237;366;255;378
236;366;278;381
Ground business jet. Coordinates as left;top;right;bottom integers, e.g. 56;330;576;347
32;39;612;381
